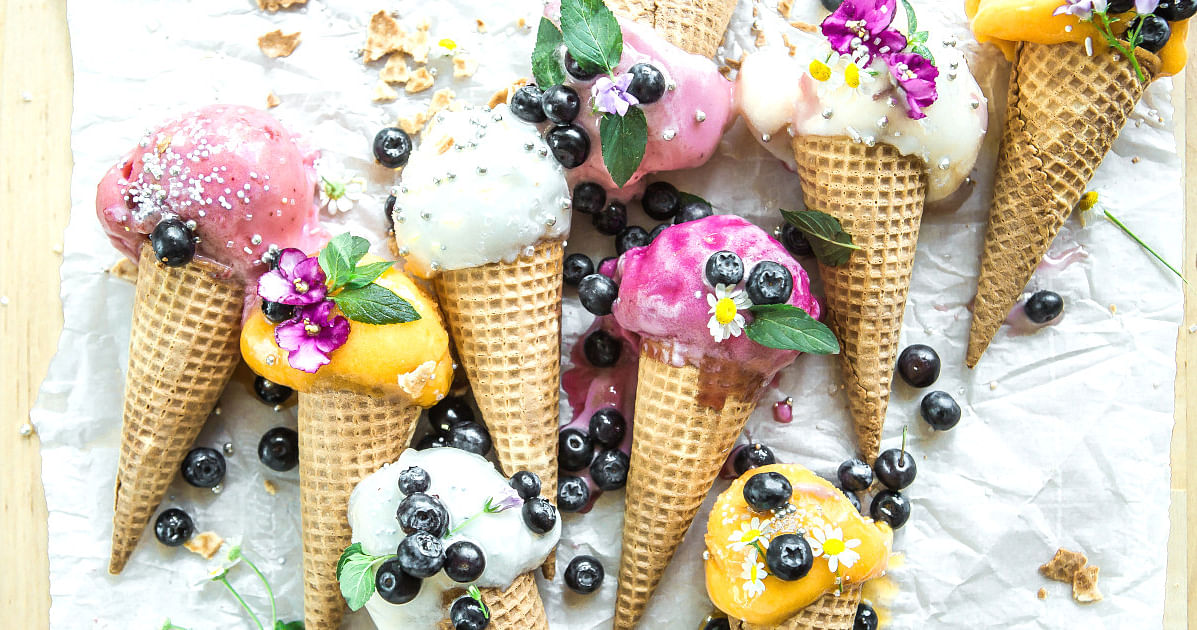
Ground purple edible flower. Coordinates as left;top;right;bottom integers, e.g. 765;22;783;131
821;0;907;64
592;73;640;116
888;52;940;120
486;486;524;513
274;299;349;373
257;248;327;306
1134;0;1159;14
1052;0;1106;18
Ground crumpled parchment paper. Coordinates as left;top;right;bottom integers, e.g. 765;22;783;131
36;0;1183;627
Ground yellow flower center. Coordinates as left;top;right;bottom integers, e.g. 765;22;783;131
744;528;761;543
438;38;457;51
304;321;321;335
715;297;738;325
293;278;309;293
844;63;861;88
809;59;831;82
824;538;846;556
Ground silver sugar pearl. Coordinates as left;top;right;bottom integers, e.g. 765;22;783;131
877;116;889;128
938;157;951;170
524;143;535;152
821;108;834;119
395;213;406;223
761;133;771;142
265;355;276;366
492;112;503;121
18;423;33;437
211;484;223;495
430;261;441;271
222;442;235;456
185;219;198;230
251;234;262;245
477;166;488;175
545;217;557;226
420;211;431;220
970;100;981;110
398;246;410;256
695;110;707;122
446;172;456;181
662;129;677;141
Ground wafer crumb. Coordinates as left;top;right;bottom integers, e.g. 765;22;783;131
1040;548;1087;582
1037;588;1047;600
256;0;306;10
265;92;281;108
373;81;399;102
184;532;224;559
263;479;278;495
380;55;411;84
406;68;435;93
518;17;527;28
1109;304;1117;314
1072;566;1102;603
778;0;794;16
476;19;488;33
489;79;528;109
429;88;456;113
398;111;430;135
108;259;139;283
453;56;478;79
258;30;301;58
364;10;403;62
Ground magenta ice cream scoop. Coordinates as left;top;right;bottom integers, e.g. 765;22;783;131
96;104;325;284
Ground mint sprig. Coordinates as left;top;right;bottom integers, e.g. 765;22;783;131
332;283;421;325
337;543;395;611
560;0;622;75
745;304;840;354
317;233;421;325
900;0;935;63
780;209;860;267
599;108;648;188
319;232;370;290
532;18;567;88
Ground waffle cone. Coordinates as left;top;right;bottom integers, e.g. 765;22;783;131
606;0;736;58
109;245;243;574
730;586;862;630
437;572;550;630
298;388;421;630
792;136;927;462
613;339;764;629
966;42;1159;366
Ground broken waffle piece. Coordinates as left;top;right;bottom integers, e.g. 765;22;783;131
364;10;402;62
1040;548;1087;583
256;0;306;10
183;532;224;559
258;30;301;58
380;55;411;84
452;56;478;79
373;81;399;102
265;91;281;109
1072;566;1102;603
405;68;434;93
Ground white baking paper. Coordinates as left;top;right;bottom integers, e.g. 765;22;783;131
36;0;1184;628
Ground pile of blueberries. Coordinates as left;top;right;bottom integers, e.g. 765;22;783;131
558;405;630;512
414;396;494;456
1115;0;1197;54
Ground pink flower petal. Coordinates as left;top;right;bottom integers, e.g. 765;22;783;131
286;340;332;373
256;270;293;302
275;248;307;275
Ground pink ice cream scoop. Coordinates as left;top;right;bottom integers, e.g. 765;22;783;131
96;104;324;284
612;215;820;380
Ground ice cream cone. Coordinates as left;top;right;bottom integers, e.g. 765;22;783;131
966;41;1159;367
109;244;243;575
613;339;764;630
437;572;550;630
607;0;737;58
729;586;862;630
298;388;421;630
792;135;927;463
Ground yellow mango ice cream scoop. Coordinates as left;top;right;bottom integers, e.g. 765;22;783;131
240;233;453;630
705;464;892;628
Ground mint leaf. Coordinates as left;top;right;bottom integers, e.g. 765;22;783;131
532;18;566;88
780;209;859;267
332;283;421;325
599;108;647;188
343;261;394;289
560;0;622;74
746;304;840;354
275;622;304;630
901;0;918;34
911;44;935;64
336;543;363;580
338;553;380;611
319;233;371;290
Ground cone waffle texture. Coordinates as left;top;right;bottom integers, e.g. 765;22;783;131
606;0;736;58
730;586;862;630
613;340;761;630
109;245;243;575
967;41;1159;366
437;572;549;630
792;135;926;462
298;389;420;630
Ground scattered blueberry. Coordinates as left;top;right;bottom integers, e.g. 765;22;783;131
565;51;600;81
545;124;590;169
444;541;487;583
572;181;606;215
854;602;879;630
558;475;591;512
1130;15;1170;52
732;443;776;476
429;396;475;436
542;85;581;124
745;261;794;305
1024;290;1063;324
564;555;605;594
920;391;962;431
262;300;296;323
743;471;792;512
154;508;195;547
150;218;195;267
616;226;651;254
563;253;595;286
375;558;422;604
398;466;431;495
578;274;619;316
626;63;666;104
874;447;916;490
450;595;490;630
522;497;558;534
779;222;814;258
509;471;542;500
510;85;547;123
590;449;630;491
254;376;293;405
396;531;446;578
257;427;299;472
181;447;226;488
896;345;940;388
373;127;413;168
837;458;873;492
870;490;911;529
588;407;627;449
559;428;595;472
449;421;492;456
592;201;628;236
705;251;745;287
674;198;713;224
702;618;732;630
416;432;449;450
765;533;814;581
384;192;398;230
397;492;450;537
642;181;681;220
583;329;621;368
1155;0;1197;21
262;248;281;270
648;223;669;242
821;0;844;10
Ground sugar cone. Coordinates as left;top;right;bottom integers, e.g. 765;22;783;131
437;572;550;630
298;388;421;630
109;244;242;574
966;41;1159;367
730;586;862;630
606;0;736;58
792;136;927;463
613;339;765;630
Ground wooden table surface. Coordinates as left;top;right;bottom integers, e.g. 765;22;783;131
0;0;1193;627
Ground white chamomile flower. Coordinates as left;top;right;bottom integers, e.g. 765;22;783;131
808;49;879;101
706;284;752;342
808;525;862;573
740;556;768;599
728;516;772;554
319;173;367;214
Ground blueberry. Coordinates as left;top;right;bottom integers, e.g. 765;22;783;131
384;192;398;230
745;261;794;305
261;300;296;323
429;396;475;437
154;508;195;547
449;421;492;456
509;471;542;500
1106;0;1133;11
563;253;595;286
416;432;449;450
840;487;862;513
870;490;911;529
564;555;605;594
779;222;813;257
565;51;600;80
444;541;487;583
1024;290;1063;324
510;85;547;123
674;198;713;224
583;329;621;368
626;63;666;104
702;618;732;630
588;407;627;449
874;448;917;490
1128;15;1170;53
450;595;490;630
396;531;446;578
648;223;669;242
572;181;606;215
854;602;879;630
373;127;413;168
150;218;195;267
578;273;619;316
375;558;422;604
522;497;558;534
920;391;962;431
592;201;628;236
254;376;293;405
616;226;651;254
257;427;299;471
896;344;940;388
821;0;844;10
732;443;776;476
542;85;581;124
642;181;681;220
705;251;745;287
743;471;792;511
765;533;814;581
590;449;630;490
180;447;226;488
837;458;873;492
559;428;595;472
558;475;591;512
398;466;431;495
1155;0;1197;20
397;492;450;537
545;124;590;169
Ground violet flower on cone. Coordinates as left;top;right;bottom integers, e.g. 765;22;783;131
257;248;327;306
1052;0;1106;19
888;52;939;119
821;0;907;63
274;299;349;373
593;73;640;116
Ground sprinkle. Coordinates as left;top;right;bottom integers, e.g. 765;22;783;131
1084;37;1093;56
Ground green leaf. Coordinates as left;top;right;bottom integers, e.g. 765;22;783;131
336;543;363;580
532;18;566;88
338;554;379;611
319;233;371;290
332;283;421;325
560;0;622;74
780;209;860;267
911;44;935;64
468;585;490;619
599;108;647;188
909;31;929;44
1103;209;1188;284
900;0;918;34
343;261;394;290
745;304;840;355
275;622;304;630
